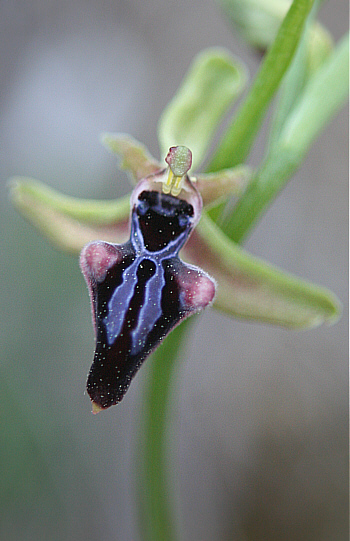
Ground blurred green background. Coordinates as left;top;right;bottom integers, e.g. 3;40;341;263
0;1;348;540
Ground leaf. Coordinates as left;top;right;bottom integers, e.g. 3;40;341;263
306;22;333;76
217;0;333;68
183;214;341;329
221;32;349;242
158;47;247;170
268;1;333;148
208;0;315;172
9;178;130;253
278;31;349;158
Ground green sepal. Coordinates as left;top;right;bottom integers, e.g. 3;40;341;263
8;177;130;253
158;47;247;170
184;214;341;329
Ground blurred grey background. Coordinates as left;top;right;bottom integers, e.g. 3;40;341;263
0;1;348;540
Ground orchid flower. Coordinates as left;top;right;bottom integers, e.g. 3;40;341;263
9;33;346;403
9;128;341;334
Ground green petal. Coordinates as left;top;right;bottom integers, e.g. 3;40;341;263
195;165;252;207
101;132;162;183
183;214;341;329
9;177;130;253
158;47;247;170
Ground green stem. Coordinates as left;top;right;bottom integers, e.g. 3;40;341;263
207;0;315;173
138;319;193;541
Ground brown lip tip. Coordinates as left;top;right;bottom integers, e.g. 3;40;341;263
91;401;104;414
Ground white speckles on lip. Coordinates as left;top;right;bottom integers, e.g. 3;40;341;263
83;174;214;409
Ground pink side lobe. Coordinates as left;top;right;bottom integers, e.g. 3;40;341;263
178;266;216;311
80;241;121;283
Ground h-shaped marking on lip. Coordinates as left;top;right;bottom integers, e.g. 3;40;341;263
104;191;193;351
